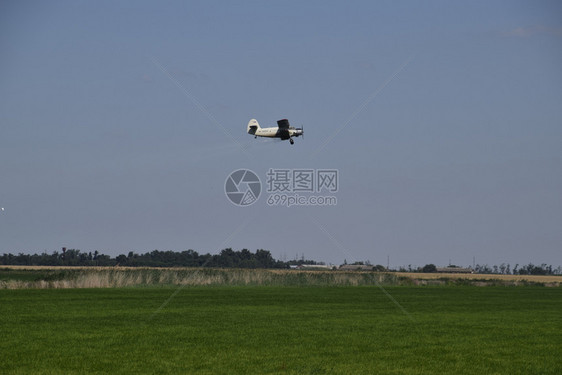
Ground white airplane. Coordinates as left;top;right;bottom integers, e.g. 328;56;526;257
247;119;303;145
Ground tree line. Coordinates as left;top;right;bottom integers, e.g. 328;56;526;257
1;249;560;275
0;248;312;269
471;263;561;275
417;263;561;275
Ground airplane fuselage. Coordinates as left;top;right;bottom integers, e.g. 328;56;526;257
254;126;303;140
247;119;303;144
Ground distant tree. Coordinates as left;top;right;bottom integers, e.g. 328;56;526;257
116;254;127;265
255;249;276;268
94;254;115;267
475;264;492;274
422;264;437;273
522;263;548;275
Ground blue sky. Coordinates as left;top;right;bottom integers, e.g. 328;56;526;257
1;1;561;267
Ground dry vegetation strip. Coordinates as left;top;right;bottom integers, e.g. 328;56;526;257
3;265;561;280
1;266;560;289
395;272;562;283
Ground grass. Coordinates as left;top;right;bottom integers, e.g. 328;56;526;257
1;286;560;374
0;268;83;283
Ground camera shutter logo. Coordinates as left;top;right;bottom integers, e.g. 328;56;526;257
225;169;261;206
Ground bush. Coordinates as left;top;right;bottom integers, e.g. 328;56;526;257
422;264;437;273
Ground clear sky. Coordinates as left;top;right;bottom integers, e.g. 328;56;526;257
1;0;561;268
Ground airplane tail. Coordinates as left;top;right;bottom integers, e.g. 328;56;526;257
247;119;260;135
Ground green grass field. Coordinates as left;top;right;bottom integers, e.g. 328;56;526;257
1;286;560;374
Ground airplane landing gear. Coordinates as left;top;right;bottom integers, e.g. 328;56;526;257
289;138;294;145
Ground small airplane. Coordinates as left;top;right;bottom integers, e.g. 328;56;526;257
247;119;303;145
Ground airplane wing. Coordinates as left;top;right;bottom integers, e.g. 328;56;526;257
277;119;290;129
